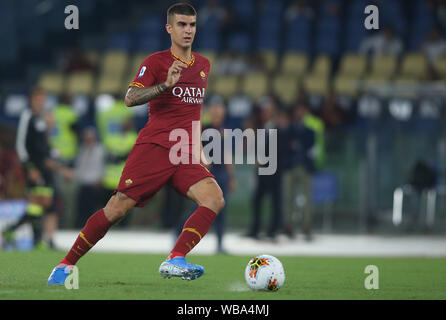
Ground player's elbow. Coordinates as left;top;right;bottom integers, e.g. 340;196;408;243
124;96;134;107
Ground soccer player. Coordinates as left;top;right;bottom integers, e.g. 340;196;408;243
47;3;225;284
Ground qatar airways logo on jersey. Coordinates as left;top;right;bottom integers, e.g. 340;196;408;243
172;86;206;104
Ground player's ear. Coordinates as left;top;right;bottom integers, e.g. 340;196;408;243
166;23;172;34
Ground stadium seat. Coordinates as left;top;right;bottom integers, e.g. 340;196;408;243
272;74;299;106
365;54;397;82
434;55;446;79
85;51;100;67
123;51;156;95
130;52;151;75
333;76;359;97
281;52;309;77
100;50;129;78
312;172;339;232
399;53;427;80
333;54;367;97
337;54;367;78
301;55;332;97
212;75;240;100
96;75;123;95
66;72;95;96
259;50;278;74
311;55;332;78
37;72;65;95
122;73;135;93
302;74;329;96
240;72;269;101
361;75;390;89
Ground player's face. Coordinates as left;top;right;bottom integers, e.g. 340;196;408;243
167;14;196;49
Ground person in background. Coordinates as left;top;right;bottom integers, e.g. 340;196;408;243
97;99;138;229
48;94;80;245
320;88;347;130
421;27;446;65
246;96;283;241
214;50;249;76
282;103;316;241
202;95;236;253
284;0;314;22
359;26;403;57
50;95;80;167
0;130;25;199
60;43;94;74
74;127;106;228
301;101;325;170
198;0;226;26
406;159;437;232
2;87;73;250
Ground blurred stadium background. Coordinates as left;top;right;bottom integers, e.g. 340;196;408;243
1;0;446;252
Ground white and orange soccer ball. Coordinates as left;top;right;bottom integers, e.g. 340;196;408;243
245;254;285;291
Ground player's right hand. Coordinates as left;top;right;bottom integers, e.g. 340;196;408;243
165;60;187;88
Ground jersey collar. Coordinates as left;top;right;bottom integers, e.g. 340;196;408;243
171;50;195;67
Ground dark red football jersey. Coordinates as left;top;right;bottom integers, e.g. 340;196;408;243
130;49;210;153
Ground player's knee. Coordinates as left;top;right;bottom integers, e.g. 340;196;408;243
204;194;225;214
217;196;226;213
103;193;133;222
104;205;127;222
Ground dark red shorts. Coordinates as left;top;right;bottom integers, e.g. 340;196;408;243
115;143;215;207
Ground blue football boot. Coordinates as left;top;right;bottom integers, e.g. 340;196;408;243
159;257;204;280
47;265;73;285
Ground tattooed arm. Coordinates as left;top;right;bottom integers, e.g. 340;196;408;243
124;60;186;107
124;83;168;107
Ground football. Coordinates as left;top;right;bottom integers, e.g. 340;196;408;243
245;254;285;291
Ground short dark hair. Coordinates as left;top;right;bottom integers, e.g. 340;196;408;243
167;2;197;23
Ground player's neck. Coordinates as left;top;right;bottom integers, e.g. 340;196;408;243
170;45;193;64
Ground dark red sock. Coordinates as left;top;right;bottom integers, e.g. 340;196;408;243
169;206;217;259
59;209;112;265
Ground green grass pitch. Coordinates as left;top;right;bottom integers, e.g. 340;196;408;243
0;250;445;300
